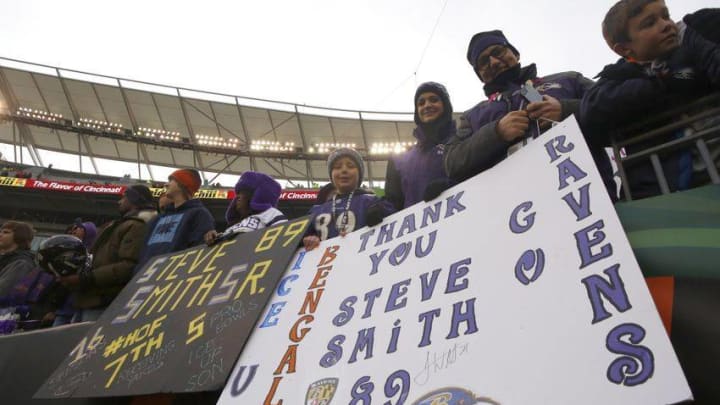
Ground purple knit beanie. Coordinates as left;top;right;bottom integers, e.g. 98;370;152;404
466;30;520;71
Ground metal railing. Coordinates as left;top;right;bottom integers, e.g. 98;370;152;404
611;92;720;201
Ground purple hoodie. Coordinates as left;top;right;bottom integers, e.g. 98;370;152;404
77;222;97;250
385;81;456;210
225;171;282;225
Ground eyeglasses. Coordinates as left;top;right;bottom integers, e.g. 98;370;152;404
476;46;509;71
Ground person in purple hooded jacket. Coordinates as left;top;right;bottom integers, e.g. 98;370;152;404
204;171;287;245
303;148;394;250
384;82;456;210
444;30;617;200
69;220;98;250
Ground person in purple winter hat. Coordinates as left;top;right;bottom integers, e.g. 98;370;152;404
443;29;617;201
204;171;287;244
69;220;98;250
384;81;456;210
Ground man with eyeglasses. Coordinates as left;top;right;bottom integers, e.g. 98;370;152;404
443;30;616;200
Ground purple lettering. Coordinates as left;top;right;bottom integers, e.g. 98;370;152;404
562;183;592;221
418;308;441;347
514;249;545;285
544;135;575;163
581;264;632;324
446;298;479;339
557;157;588;190
606;323;654;386
509;201;535;234
574;220;613;269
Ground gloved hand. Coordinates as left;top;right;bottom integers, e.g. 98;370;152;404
77;266;95;289
365;202;387;227
683;8;720;44
663;74;706;94
663;72;709;95
210;230;237;246
423;179;452;202
660;47;707;93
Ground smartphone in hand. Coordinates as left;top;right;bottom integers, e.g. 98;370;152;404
520;82;543;103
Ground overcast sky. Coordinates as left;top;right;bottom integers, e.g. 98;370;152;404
2;0;715;113
0;0;716;185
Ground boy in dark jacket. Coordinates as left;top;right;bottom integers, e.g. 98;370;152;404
580;1;720;199
384;82;456;210
303;148;394;250
135;169;215;270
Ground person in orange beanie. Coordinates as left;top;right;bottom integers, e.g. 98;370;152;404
134;168;215;272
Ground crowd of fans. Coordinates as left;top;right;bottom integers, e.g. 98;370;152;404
0;1;718;333
0;167;33;179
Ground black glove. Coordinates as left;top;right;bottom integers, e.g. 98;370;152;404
683;9;720;44
212;230;237;245
663;72;709;95
423;179;452;202
663;74;707;94
660;47;708;94
365;202;387;227
77;266;95;289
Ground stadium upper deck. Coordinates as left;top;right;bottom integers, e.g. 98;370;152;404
0;57;434;187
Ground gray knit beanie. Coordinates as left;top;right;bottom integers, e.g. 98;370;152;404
327;147;364;185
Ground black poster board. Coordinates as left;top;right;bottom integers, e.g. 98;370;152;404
35;217;309;398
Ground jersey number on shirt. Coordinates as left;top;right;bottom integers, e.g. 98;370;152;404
314;211;357;240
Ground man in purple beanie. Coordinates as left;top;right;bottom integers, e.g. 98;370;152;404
443;30;616;200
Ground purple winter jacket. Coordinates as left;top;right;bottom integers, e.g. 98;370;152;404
385;121;456;210
444;64;594;182
443;64;617;201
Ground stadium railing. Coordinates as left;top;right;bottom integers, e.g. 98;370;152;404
610;92;720;201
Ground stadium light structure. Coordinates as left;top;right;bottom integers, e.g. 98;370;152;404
195;134;239;149
137;127;182;142
16;107;63;123
76;117;124;134
308;142;357;154
250;140;295;153
370;141;414;155
10;106;416;163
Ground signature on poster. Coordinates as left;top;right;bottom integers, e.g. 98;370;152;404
414;342;469;386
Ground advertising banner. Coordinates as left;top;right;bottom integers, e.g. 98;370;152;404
0;176;319;200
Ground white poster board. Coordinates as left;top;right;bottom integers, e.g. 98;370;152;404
218;117;692;405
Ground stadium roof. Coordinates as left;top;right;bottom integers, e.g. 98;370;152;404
0;57;423;186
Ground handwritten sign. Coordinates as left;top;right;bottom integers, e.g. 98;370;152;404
218;117;692;404
35;217;309;398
